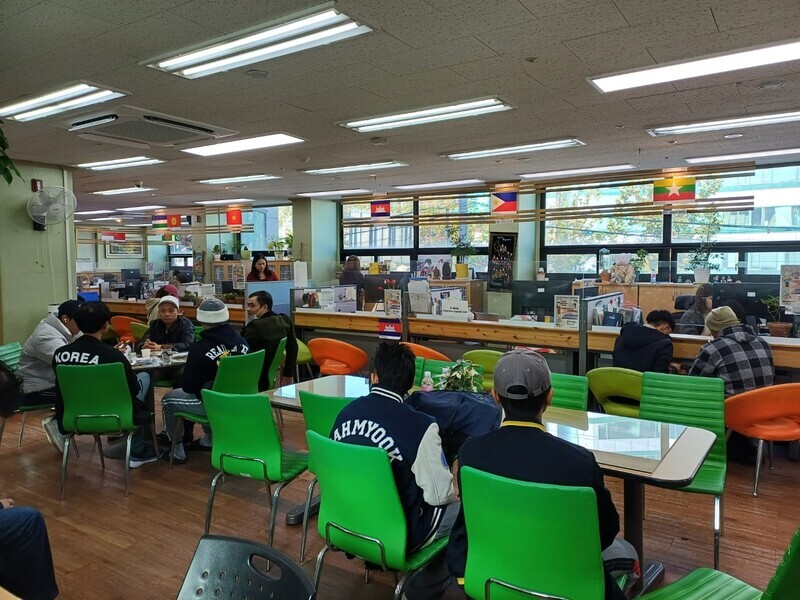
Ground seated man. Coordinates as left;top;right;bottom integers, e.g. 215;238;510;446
19;300;82;412
242;290;298;391
161;298;249;463
145;284;180;324
137;295;195;353
331;342;457;600
447;349;637;600
688;306;774;398
612;309;675;374
50;302;157;467
0;498;59;600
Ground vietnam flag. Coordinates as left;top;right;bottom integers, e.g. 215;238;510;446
226;208;242;226
653;177;695;202
166;214;182;228
491;191;518;213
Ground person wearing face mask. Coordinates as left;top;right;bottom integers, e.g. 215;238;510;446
242;290;297;390
612;310;676;374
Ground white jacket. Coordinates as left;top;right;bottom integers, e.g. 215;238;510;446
18;314;76;394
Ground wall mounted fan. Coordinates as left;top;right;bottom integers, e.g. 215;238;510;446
26;186;77;231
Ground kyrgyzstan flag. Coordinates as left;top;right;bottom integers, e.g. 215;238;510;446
491;191;518;213
166;214;182;228
653;177;695;202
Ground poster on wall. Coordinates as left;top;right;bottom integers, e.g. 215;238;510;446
105;239;144;258
488;232;517;290
780;265;800;308
554;295;580;328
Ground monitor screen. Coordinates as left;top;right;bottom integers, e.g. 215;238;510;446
123;281;142;299
77;291;99;302
712;282;779;323
511;280;574;319
121;268;141;282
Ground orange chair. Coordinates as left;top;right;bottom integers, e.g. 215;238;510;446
110;316;146;344
401;342;450;362
307;338;369;376
725;383;800;496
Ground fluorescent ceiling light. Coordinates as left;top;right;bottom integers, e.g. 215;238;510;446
69;115;118;131
296;189;370;197
647;110;800;137
194;198;257;205
149;7;370;79
445;138;585;160
520;164;637;179
76;156;164;170
198;174;281;184
0;84;125;121
590;39;800;93
686;147;800;164
304;161;407;175
394;179;485;191
88;217;121;221
92;187;155;195
182;133;303;156
75;210;115;215
117;205;166;211
343;98;512;133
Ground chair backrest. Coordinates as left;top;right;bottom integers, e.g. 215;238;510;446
401;342;450;362
462;350;503;382
295;339;312;364
413;356;425;387
640;372;726;465
460;467;605;600
0;341;22;372
764;526;800;600
110;316;144;339
56;363;135;433
587;367;643;406
265;337;288;390
674;294;694;310
177;534;315;600
725;384;800;430
306;431;409;569
130;322;149;342
550;373;589;411
194;325;202;342
307;338;369;372
202;390;283;480
299;391;355;438
212;350;265;394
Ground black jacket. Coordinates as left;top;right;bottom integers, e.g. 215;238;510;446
138;315;195;352
181;324;249;394
242;311;298;391
612;323;673;374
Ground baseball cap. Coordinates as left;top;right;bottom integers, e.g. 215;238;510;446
158;295;180;309
196;297;229;324
57;300;82;319
160;284;179;296
493;349;551;400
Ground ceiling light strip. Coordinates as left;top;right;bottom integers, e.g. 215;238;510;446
445;138;585;160
304;161;407;175
647;110;800;137
92;187;156;195
12;89;125;122
182;133;304;156
686;147;800;164
0;84;97;117
198;175;280;184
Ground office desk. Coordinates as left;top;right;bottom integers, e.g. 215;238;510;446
293;310;384;334
409;317;580;350
105;300;246;326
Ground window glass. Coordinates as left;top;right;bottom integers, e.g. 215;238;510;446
546;254;597;274
545;184;662;246
377;255;411;272
343;201;414;250
240;206;293;250
745;251;800;275
418;195;490;248
675;252;739;274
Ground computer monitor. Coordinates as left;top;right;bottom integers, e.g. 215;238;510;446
712;282;779;324
221;280;234;293
102;273;117;282
511;280;574;319
77;291;99;302
123;281;142;299
121;268;141;282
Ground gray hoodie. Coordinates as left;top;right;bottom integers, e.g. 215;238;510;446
19;313;76;394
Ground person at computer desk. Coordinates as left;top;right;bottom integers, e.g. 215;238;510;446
339;255;365;310
613;310;676;374
246;255;279;282
677;283;713;335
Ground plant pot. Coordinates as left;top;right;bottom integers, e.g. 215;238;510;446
766;322;793;337
599;272;611;283
455;263;470;279
693;267;711;283
212;253;221;261
240;249;251;260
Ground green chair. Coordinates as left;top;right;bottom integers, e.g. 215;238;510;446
460;467;617;599
56;363;159;499
130;321;149;342
307;431;449;600
462;349;503;392
170;350;265;467
641;525;800;600
298;391;355;562
640;371;726;569
550;372;589;411
295;339;314;381
0;342;53;447
201;390;308;546
266;338;288;430
194;326;203;342
587;367;643;417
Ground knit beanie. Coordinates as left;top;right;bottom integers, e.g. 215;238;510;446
705;306;739;332
196;297;229;324
158;295;180;309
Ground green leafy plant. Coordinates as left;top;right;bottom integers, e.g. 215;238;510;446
760;295;784;322
267;237;285;253
436;359;483;393
283;232;294;250
687;213;722;270
0;120;22;185
628;248;650;273
446;225;477;263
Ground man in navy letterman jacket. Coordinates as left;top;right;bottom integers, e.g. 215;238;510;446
331;341;457;599
161;298;248;463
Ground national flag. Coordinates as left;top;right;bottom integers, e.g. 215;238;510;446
653;177;695;202
166;214;182;228
226;208;242;226
101;231;115;241
163;234;179;242
378;318;402;340
371;199;391;217
113;232;126;241
491;191;518;213
152;214;168;229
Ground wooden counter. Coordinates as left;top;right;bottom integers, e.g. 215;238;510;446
572;282;700;316
105;300;246;325
409;317;581;350
294;310;383;334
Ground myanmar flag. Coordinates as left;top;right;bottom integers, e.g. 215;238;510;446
491;191;518;213
653;177;695;202
166;214;182;228
152;214;167;229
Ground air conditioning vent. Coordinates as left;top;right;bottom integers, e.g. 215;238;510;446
59;106;237;147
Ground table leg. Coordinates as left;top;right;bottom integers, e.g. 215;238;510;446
624;479;664;594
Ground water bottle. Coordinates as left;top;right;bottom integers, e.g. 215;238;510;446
438;367;450;390
421;371;434;392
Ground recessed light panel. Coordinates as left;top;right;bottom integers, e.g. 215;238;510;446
686;148;800;164
182;133;303;156
646;110;800;137
76;156;164;170
394;179;484;191
117;205;166;211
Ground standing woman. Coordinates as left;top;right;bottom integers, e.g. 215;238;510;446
678;283;713;334
246;254;279;282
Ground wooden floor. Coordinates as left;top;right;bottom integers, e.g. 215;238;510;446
2;396;799;599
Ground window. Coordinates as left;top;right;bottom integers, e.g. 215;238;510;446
675;252;739;275
546;254;597;274
418;195;490;248
377;255;411;272
241;206;293;250
745;251;800;275
343;201;413;250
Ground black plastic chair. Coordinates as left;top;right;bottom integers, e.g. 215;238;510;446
674;294;694;310
177;535;316;600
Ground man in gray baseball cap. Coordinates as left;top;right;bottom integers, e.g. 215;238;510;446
447;349;637;599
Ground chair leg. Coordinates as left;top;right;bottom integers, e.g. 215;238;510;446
150;424;160;467
205;471;225;534
300;478;318;562
713;495;722;570
768;441;774;470
17;412;27;447
169;417;184;468
0;416;6;446
394;573;410;600
754;439;765;497
123;431;133;497
268;481;288;547
313;545;331;591
365;564;370;584
60;435;74;500
94;435;105;469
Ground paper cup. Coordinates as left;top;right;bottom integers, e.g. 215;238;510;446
140;349;151;358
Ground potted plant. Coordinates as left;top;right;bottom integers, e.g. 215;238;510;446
447;225;476;279
240;245;250;260
760;295;793;337
267;237;285;257
629;249;650;276
687;213;722;283
283;232;294;257
436;359;483;393
211;244;222;260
